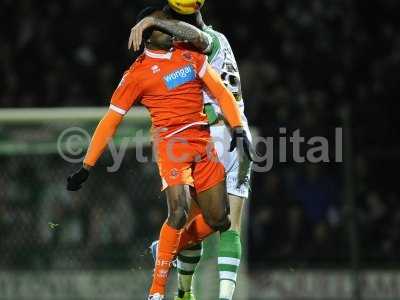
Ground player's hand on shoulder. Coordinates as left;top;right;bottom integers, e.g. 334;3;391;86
67;166;90;191
128;16;155;52
229;127;256;162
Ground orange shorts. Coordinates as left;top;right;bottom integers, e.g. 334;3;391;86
155;127;225;193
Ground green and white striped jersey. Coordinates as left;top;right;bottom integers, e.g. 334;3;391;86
202;27;248;125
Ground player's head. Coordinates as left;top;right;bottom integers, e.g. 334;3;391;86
136;6;173;51
162;5;206;30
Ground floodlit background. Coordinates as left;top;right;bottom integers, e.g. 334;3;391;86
1;0;399;299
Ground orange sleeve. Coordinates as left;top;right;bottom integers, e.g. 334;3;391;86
83;109;123;167
110;68;142;115
193;52;207;76
201;64;242;128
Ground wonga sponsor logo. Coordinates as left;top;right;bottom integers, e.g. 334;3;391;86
164;65;196;90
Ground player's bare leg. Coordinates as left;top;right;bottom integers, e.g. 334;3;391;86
150;181;230;299
149;185;191;299
150;184;211;299
175;194;245;300
173;181;231;300
176;180;231;250
196;180;231;232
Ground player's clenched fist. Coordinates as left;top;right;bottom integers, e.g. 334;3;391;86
229;127;256;162
67;167;90;191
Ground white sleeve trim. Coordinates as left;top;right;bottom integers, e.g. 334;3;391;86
109;104;127;115
198;59;208;78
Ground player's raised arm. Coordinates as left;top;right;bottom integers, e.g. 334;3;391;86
199;62;256;161
129;13;212;52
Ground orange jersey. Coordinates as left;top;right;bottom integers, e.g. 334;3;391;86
83;46;242;168
110;47;209;137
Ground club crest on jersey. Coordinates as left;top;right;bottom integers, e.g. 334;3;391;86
164;65;196;90
182;51;194;62
151;65;160;74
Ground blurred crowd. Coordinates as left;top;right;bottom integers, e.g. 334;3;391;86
250;160;400;266
1;0;400;269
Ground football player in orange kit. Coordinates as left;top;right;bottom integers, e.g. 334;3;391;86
66;7;254;300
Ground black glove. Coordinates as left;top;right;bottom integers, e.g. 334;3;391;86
67;167;89;191
229;127;255;162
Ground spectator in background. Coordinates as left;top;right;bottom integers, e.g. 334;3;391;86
291;164;340;260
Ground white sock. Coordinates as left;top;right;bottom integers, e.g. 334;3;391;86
178;274;194;292
219;279;236;300
177;244;202;293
